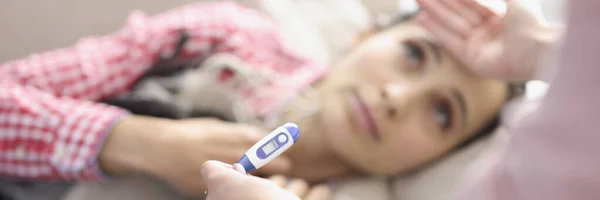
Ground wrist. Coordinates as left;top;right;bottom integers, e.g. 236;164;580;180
98;115;173;177
531;22;563;47
526;23;564;81
504;22;563;82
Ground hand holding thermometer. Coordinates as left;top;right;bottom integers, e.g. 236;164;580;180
238;123;300;173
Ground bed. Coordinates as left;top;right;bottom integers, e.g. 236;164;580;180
0;0;558;199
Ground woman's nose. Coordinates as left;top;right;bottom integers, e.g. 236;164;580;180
380;83;421;119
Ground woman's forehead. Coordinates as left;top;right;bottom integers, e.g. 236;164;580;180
388;22;509;137
384;20;433;38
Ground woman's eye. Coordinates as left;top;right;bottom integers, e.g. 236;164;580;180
434;100;453;131
403;42;425;69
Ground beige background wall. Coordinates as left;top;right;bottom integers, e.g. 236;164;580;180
0;0;392;62
0;0;564;62
0;0;204;62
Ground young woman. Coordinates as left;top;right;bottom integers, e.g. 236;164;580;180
205;0;576;198
99;0;521;187
0;1;523;200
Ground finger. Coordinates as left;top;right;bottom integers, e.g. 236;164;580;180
201;160;237;189
503;0;540;27
464;29;488;66
232;124;267;144
417;12;464;56
206;145;245;162
440;0;483;25
286;179;309;198
463;15;504;62
460;0;498;19
268;175;288;188
304;185;333;200
255;156;292;175
233;163;247;174
211;127;262;149
201;160;234;173
464;27;504;78
486;15;504;36
470;39;505;78
417;0;472;38
207;120;265;142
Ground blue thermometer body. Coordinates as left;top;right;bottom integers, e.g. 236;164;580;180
238;123;300;173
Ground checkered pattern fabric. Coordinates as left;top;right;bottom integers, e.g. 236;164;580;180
0;1;327;181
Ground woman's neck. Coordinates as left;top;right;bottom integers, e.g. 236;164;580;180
278;86;356;182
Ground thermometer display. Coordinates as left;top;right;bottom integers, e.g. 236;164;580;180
238;123;300;172
261;141;279;155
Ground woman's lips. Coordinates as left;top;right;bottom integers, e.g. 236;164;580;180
349;91;381;142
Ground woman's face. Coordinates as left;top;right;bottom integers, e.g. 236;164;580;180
318;20;508;175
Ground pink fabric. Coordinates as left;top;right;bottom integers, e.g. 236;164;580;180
0;1;326;182
459;1;600;199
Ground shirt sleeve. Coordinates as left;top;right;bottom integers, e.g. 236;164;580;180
0;1;263;181
458;1;600;199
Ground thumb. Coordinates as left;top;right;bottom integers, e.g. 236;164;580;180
255;156;292;175
201;160;241;189
504;0;543;30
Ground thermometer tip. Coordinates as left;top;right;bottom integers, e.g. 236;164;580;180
283;123;300;143
238;154;256;172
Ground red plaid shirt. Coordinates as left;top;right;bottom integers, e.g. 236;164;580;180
0;2;327;181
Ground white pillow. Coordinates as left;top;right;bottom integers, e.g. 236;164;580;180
247;0;331;65
251;0;371;64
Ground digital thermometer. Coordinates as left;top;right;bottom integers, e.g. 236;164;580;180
238;123;300;173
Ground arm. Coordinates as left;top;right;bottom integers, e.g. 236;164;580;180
416;0;563;82
458;1;600;199
0;1;273;181
0;1;256;100
0;80;128;181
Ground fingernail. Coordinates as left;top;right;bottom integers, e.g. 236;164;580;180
233;163;247;174
201;160;233;177
200;160;214;177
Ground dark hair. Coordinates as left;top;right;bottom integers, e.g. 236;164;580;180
456;83;525;149
376;11;527;149
373;11;421;31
